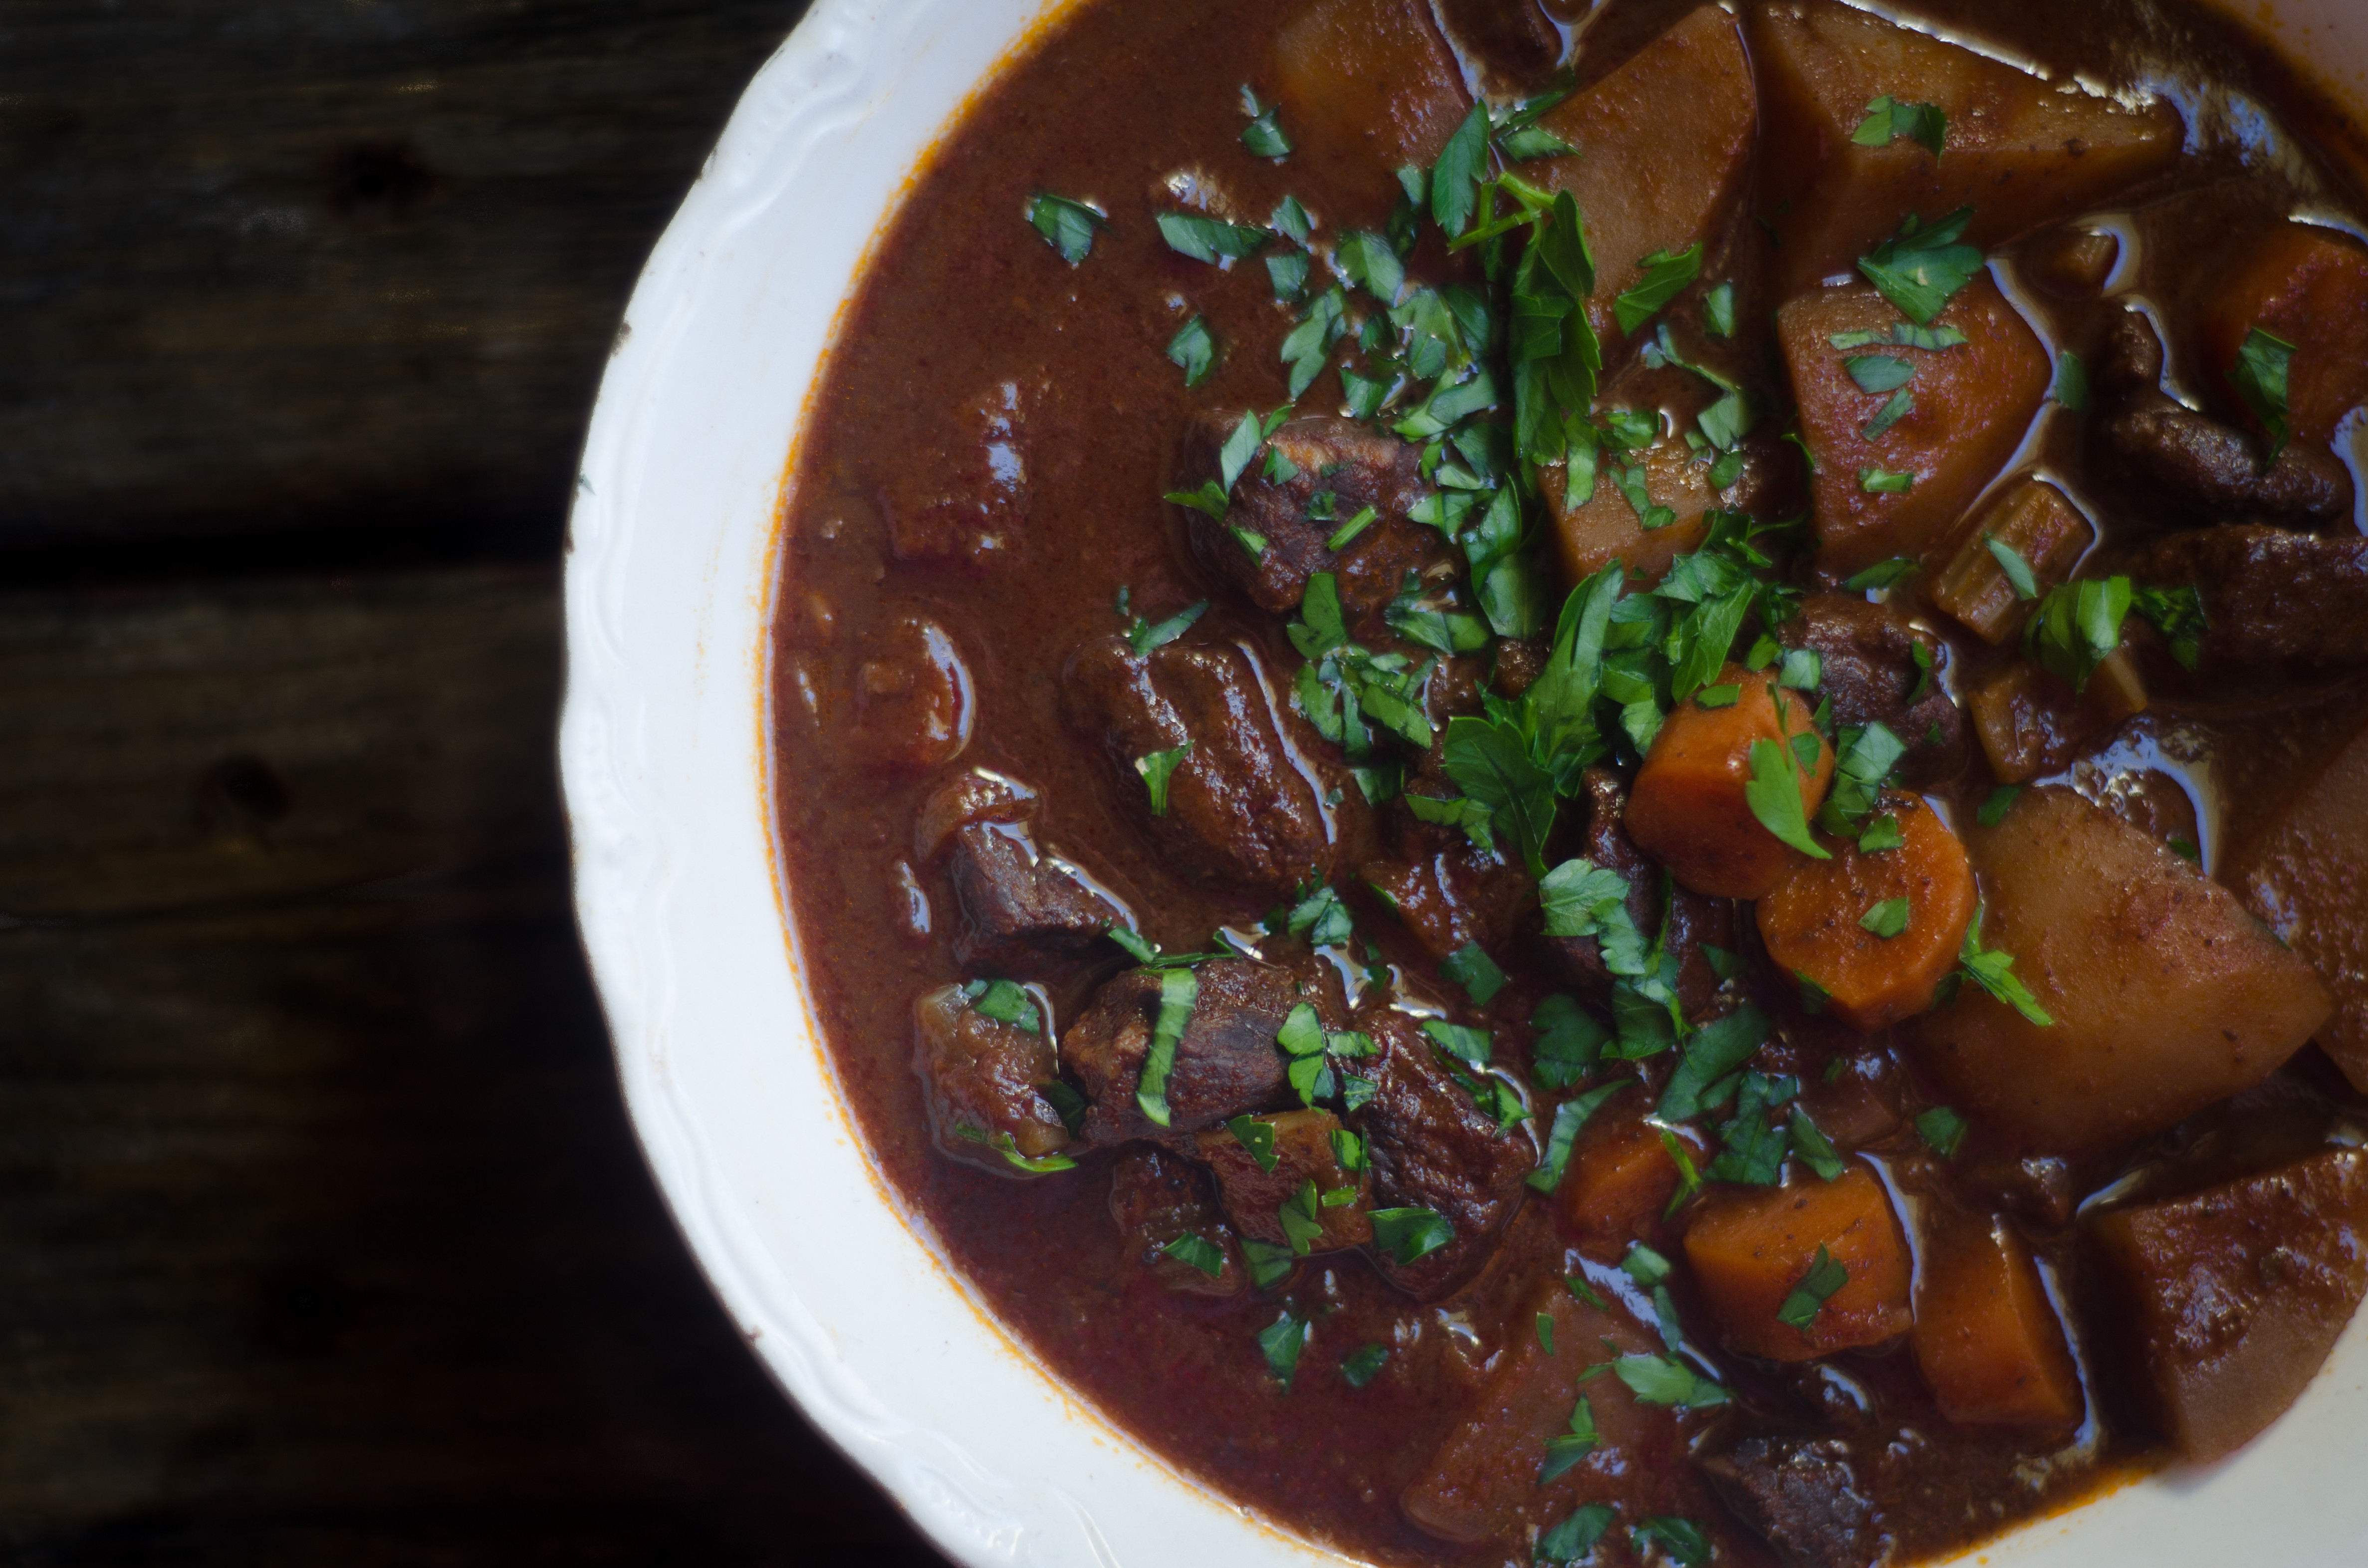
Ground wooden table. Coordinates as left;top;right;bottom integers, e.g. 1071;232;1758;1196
1;3;945;1560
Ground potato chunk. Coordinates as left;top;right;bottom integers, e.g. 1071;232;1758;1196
2222;717;2368;1092
1909;787;2332;1154
1535;3;1757;348
1779;275;2051;578
2090;1147;2368;1462
1910;1214;2084;1429
1749;0;2181;293
1683;1163;1913;1362
1272;0;1468;211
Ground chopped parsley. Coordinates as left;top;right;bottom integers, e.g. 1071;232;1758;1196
1829;321;1968;351
1025;192;1106;264
1863;387;1914;440
2024;575;2130;691
961;977;1042;1033
1134;743;1192;815
1430;102;1491;236
2132;581;2207;670
1237;86;1292;158
1278;1178;1327;1255
1537;1395;1599;1483
1325;504;1379;552
1951;899;2054;1026
1857;206;1982;325
1860;897;1910;939
1977;784;2021;827
1537;1506;1615;1564
1442;942;1510;1005
1817;721;1905;838
1163;1233;1226;1278
1851;95;1947;157
1528;1081;1627;1193
1127;597;1208;654
1340;1343;1390;1387
1790;1105;1846;1180
1916;1105;1969;1158
1614;242;1704;334
1777;1244;1851;1328
2055;348;2090;413
1258;1311;1308;1388
1611;1351;1727;1409
1844;556;1916;591
1133;967;1198;1126
1157;211;1269;263
1336;229;1407;305
953;1124;1077;1174
1536;1312;1557;1354
1986;535;2041;601
1745;737;1831;860
1696;683;1741;708
1369;1206;1454;1265
1165;315;1215;387
1859;466;1915;493
1656;1005;1771;1122
1226;1114;1279;1172
1632;1516;1712;1567
1846;354;1916;394
1532;995;1612;1090
1423;1018;1493;1067
1331;1126;1367;1172
1242;1238;1296;1289
1703;280;1738;338
1267;249;1311;302
2229;325;2297;461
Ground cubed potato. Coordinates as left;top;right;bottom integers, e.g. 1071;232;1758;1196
2222;717;2368;1092
2198;223;2368;448
1556;1096;1711;1262
1909;787;2332;1154
1780;275;2051;578
1749;0;2182;293
1194;1107;1373;1251
1683;1163;1913;1362
1402;1277;1669;1543
2090;1147;2368;1462
1273;0;1469;213
1535;3;1757;348
1929;479;2097;645
1910;1214;2084;1428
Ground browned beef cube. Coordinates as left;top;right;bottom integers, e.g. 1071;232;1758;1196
1061;959;1297;1145
850;616;975;773
913;769;1129;967
2098;401;2352;528
1064;633;1341;894
1430;0;1562;93
911;983;1071;1174
1699;1436;1884;1568
1776;592;1967;787
1108;1145;1245;1297
1535;768;1734;1020
1352;1009;1533;1300
877;381;1028;568
1194;1108;1372;1252
1177;414;1448;621
2115;525;2368;669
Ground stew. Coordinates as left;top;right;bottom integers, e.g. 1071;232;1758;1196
769;0;2368;1563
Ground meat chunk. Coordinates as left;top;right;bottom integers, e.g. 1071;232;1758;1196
1430;0;1561;94
1064;633;1339;893
1366;749;1536;961
1776;592;1967;788
1060;959;1296;1146
911;983;1071;1174
850;616;974;772
1176;414;1447;620
914;770;1128;967
1535;769;1734;1019
2115;526;2368;670
2097;400;2352;528
1109;1145;1246;1297
1194;1108;1372;1252
1353;1009;1532;1300
2090;1147;2368;1462
877;381;1028;567
1700;1436;1884;1568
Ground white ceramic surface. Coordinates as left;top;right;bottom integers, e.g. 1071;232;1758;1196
557;3;2368;1564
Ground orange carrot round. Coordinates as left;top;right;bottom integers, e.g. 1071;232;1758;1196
1625;664;1836;899
1757;790;1975;1030
1683;1162;1912;1362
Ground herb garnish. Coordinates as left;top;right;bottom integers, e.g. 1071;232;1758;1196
1949;899;2054;1026
1157;211;1269;263
1777;1244;1851;1328
2229;326;2297;461
1632;1516;1712;1567
1790;1105;1846;1180
1340;1343;1390;1387
961;977;1042;1033
1226;1114;1279;1172
1238;86;1292;158
1135;743;1192;815
1369;1206;1454;1265
1163;1233;1226;1278
1528;1081;1627;1193
1985;535;2040;600
2055;348;2089;413
1258;1311;1307;1388
1977;784;2021;827
1852;95;1947;157
1026;193;1106;264
1860;897;1910;939
1166;315;1215;386
1857;207;1981;325
1134;967;1199;1126
1537;1396;1599;1483
1537;1506;1615;1564
1745;737;1830;860
1614;243;1705;334
1916;1105;1969;1158
1441;942;1509;1004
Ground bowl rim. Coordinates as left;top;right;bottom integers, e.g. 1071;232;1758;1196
558;1;2368;1565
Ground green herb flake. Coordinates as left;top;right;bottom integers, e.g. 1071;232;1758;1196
1777;1243;1851;1329
1166;315;1215;386
1340;1342;1390;1387
1441;942;1510;1005
2132;582;2207;670
1536;1311;1557;1355
1852;95;1947;158
1528;1082;1626;1193
1226;1114;1279;1173
1278;1179;1327;1256
1158;211;1270;264
1956;899;2055;1026
1423;1018;1494;1067
962;977;1043;1034
1128;598;1208;655
1242;1238;1296;1289
1369;1206;1455;1265
1430;102;1491;237
1857;206;1981;325
1657;1005;1771;1122
1026;193;1106;264
1859;897;1910;939
952;1125;1080;1174
1611;1351;1727;1409
1325;504;1379;552
1695;683;1741;709
1632;1516;1712;1568
1331;1126;1367;1173
1135;743;1193;816
1703;280;1738;338
2170;835;2201;861
1846;354;1916;394
1745;738;1832;861
1258;1311;1308;1388
1266;249;1311;303
1614;242;1705;335
1978;784;2021;827
1537;1395;1599;1484
1271;194;1313;243
1863;387;1914;440
1532;995;1613;1092
1163;1233;1226;1279
1843;557;1916;592
1238;87;1293;159
1134;967;1199;1127
2055;348;2090;413
1985;535;2040;601
2024;575;2131;692
1790;1105;1847;1180
1916;1104;1969;1159
1859;466;1915;494
1336;229;1407;305
2229;326;2297;461
1779;647;1823;692
1537;1506;1616;1565
1857;813;1904;853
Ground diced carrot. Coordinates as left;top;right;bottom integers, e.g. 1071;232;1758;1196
1272;0;1469;214
2198;223;2368;447
1928;480;2097;645
1533;3;1756;349
1779;275;2053;579
1749;0;2181;293
1557;1097;1711;1262
1756;792;1976;1031
1683;1163;1913;1362
1625;666;1836;899
1910;1214;2084;1429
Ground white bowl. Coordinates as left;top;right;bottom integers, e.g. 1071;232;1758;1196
558;3;2368;1564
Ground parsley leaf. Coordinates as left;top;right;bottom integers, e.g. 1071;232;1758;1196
1986;535;2040;600
1341;1343;1390;1387
1843;557;1915;591
1134;967;1198;1126
1128;597;1208;654
1857;206;1981;325
1829;321;1969;351
1026;193;1106;264
1852;95;1947;158
1163;1233;1226;1278
1956;899;2054;1026
1862;387;1914;440
2229;326;2297;461
1859;897;1910;938
1242;1238;1296;1289
1157;211;1269;263
1238;86;1292;158
1612;1352;1727;1409
1846;354;1916;393
2131;582;2207;670
1614;242;1705;334
1336;229;1407;305
1369;1206;1454;1265
1778;1244;1850;1328
1278;1178;1326;1255
2024;575;2130;692
1539;859;1647;975
1532;995;1612;1091
1537;1395;1599;1483
1916;1104;1968;1158
1977;784;2021;827
1790;1105;1846;1180
1258;1311;1307;1388
1703;280;1737;338
1443;715;1558;877
1135;743;1192;815
1537;1506;1616;1565
1860;466;1915;493
962;977;1042;1034
1815;721;1904;837
1745;738;1831;860
1657;1004;1770;1121
1528;1081;1627;1193
953;1125;1078;1174
1431;101;1491;237
1441;942;1509;1005
1166;315;1215;386
1633;1517;1712;1567
1226;1114;1279;1172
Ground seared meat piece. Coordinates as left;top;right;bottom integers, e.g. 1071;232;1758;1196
850;616;975;772
1366;757;1536;961
877;381;1028;567
1108;1145;1246;1297
1176;414;1448;620
2098;402;2351;527
1064;633;1339;894
1535;768;1734;1019
1353;1009;1533;1301
1194;1107;1373;1252
1061;958;1296;1145
2115;524;2368;669
1699;1436;1885;1568
2094;305;2167;394
1430;0;1562;93
1777;592;1968;787
911;983;1072;1174
914;770;1128;967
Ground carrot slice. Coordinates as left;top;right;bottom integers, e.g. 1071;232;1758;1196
1556;1096;1710;1262
1910;1213;2084;1429
2198;223;2368;448
1756;792;1976;1030
1626;666;1835;899
1683;1163;1912;1361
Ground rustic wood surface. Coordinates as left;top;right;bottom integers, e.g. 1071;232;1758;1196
2;3;950;1561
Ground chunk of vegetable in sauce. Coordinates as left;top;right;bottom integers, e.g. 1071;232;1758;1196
1684;1163;1914;1361
1910;1213;2085;1429
1626;666;1836;898
2198;223;2368;447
